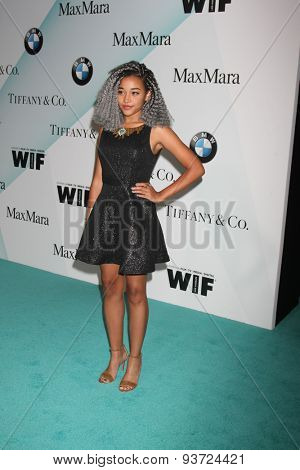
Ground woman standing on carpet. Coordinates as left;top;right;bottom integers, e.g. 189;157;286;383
75;61;205;392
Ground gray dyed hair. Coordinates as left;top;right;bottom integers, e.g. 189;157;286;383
92;61;173;131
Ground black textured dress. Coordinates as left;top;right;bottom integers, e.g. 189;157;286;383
75;124;170;275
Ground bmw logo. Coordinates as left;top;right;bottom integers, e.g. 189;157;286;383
24;28;43;55
190;131;217;163
72;57;93;86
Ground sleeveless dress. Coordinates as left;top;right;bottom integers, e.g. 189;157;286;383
74;124;170;275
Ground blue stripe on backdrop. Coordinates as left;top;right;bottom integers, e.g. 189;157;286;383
0;0;188;259
0;0;188;187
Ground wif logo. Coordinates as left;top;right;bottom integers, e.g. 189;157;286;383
12;148;45;170
183;0;232;13
57;185;89;207
167;268;215;296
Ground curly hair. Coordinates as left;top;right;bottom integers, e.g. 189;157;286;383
92;60;173;131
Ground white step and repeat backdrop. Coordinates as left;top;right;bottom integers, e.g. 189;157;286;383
0;0;299;329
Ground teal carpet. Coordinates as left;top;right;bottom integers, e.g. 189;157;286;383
0;258;299;450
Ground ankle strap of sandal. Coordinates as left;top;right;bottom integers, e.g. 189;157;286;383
129;352;142;358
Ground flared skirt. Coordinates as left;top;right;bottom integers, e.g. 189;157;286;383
74;183;170;275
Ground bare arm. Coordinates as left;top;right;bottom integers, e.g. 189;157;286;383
85;128;103;221
153;126;205;202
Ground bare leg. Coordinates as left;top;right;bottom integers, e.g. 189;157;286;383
99;263;127;382
119;274;148;390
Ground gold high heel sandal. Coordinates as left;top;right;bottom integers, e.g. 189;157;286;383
119;352;142;392
98;344;129;383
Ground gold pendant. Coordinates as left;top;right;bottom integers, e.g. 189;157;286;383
113;124;145;139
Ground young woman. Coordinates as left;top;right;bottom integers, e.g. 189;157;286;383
75;61;205;392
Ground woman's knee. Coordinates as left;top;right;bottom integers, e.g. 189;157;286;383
100;265;124;296
126;284;146;305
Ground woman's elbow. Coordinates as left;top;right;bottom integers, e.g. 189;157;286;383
196;165;205;179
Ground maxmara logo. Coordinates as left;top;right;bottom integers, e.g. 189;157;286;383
182;0;232;13
113;32;171;47
7;207;49;226
174;67;240;84
58;1;109;16
53;244;77;260
167;268;215;296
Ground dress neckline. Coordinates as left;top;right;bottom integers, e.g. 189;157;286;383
121;123;145;130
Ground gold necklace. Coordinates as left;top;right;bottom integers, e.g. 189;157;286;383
113;124;145;139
